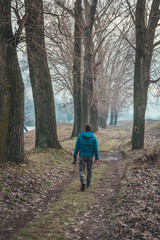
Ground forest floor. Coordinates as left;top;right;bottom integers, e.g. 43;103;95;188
0;121;160;240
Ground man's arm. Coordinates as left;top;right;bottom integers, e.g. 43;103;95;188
73;136;80;161
94;137;99;161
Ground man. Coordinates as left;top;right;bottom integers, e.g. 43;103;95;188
73;124;99;191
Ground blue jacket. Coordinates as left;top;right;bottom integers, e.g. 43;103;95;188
73;131;99;160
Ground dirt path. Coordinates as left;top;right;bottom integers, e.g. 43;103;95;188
1;123;131;240
0;171;79;240
0;150;126;240
1;122;159;240
65;150;126;240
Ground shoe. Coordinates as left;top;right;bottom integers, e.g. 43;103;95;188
81;183;85;191
87;185;91;188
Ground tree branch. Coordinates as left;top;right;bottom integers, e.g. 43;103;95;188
153;40;160;49
90;0;98;30
114;21;136;50
149;77;160;84
125;0;136;24
123;35;136;50
147;0;160;41
55;0;75;18
44;11;73;38
14;12;29;44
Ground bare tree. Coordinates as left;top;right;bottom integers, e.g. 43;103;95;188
0;0;24;163
25;0;61;148
44;0;160;142
72;0;83;136
109;40;134;125
82;0;98;131
96;26;134;127
132;0;160;149
48;1;130;133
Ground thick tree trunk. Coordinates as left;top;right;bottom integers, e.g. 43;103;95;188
90;62;98;132
0;34;10;163
82;29;92;128
98;112;107;128
90;98;98;132
132;56;148;149
132;51;152;148
132;0;159;149
25;0;61;148
101;113;107;128
71;0;82;137
82;0;98;130
0;1;24;163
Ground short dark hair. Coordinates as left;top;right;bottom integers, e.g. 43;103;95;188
85;124;91;132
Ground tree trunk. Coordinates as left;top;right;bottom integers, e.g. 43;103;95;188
110;109;114;126
114;111;118;125
25;0;61;148
132;0;160;149
0;0;24;164
98;113;107;128
71;0;82;137
132;52;151;148
132;56;148;149
101;114;107;128
105;101;110;126
82;28;92;128
90;62;98;132
90;98;98;132
82;0;98;130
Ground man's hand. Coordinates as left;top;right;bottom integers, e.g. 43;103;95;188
72;159;77;165
95;160;98;164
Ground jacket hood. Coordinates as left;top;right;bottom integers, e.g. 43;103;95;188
81;131;94;138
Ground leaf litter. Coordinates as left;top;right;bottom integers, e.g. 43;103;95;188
0;121;160;240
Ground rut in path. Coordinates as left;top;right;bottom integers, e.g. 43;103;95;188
65;150;126;240
0;150;125;240
0;171;79;240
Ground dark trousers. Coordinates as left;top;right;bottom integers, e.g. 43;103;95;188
79;156;93;185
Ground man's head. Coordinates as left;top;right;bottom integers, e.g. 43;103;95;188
85;123;92;132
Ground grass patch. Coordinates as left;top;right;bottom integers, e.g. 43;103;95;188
99;139;118;152
12;163;109;240
145;121;160;131
27;148;72;170
60;138;77;153
114;178;128;208
119;139;132;157
119;130;128;138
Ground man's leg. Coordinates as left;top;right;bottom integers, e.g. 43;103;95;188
79;157;86;191
87;157;93;187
